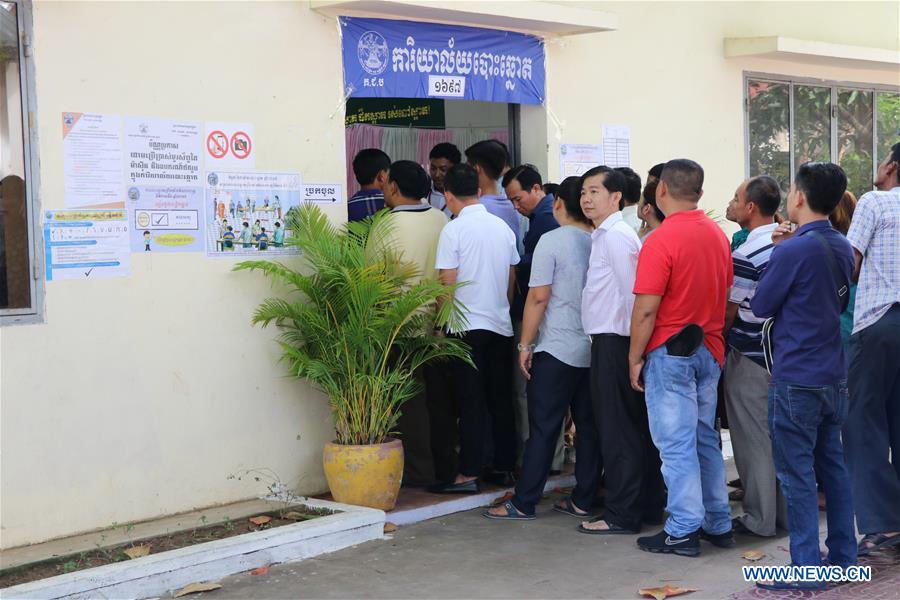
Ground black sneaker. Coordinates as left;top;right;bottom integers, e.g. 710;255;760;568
637;529;700;557
699;527;736;548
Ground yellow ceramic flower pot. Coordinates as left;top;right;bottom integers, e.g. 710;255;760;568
322;438;404;511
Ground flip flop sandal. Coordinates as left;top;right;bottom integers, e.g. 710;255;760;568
552;496;592;518
858;533;900;556
482;500;535;521
577;517;636;535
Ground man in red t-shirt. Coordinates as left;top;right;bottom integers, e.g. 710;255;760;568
628;159;734;557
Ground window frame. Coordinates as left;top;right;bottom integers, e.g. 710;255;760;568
1;0;44;326
743;71;900;191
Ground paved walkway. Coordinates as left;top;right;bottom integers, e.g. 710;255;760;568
180;493;899;599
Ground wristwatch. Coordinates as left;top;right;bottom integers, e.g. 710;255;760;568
517;343;535;352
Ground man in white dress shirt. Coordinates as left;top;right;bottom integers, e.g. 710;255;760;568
579;166;665;534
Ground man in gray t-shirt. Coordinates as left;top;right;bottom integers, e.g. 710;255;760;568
529;227;592;367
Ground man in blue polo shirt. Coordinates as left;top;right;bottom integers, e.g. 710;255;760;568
503;164;559;469
751;162;855;590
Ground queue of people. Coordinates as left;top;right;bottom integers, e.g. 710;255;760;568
347;140;900;590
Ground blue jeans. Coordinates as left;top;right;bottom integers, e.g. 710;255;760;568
644;345;731;537
769;380;856;567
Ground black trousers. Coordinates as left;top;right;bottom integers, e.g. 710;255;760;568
424;361;459;484
452;329;516;477
591;334;665;531
512;352;601;515
844;303;900;534
396;369;436;487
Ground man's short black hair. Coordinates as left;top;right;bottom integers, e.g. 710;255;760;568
745;175;782;216
388;160;430;200
581;165;627;196
444;163;480;198
661;159;704;202
465;140;507;180
890;141;900;165
642;181;665;222
352;148;391;186
648;163;666;179
795;162;847;215
615;167;642;206
502;164;543;191
543;183;559;197
429;142;461;165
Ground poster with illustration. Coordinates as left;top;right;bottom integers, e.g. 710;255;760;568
128;186;205;253
204;171;302;258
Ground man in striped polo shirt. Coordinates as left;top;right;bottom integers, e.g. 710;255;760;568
723;175;785;537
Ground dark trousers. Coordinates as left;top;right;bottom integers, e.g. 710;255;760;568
396;369;436;487
844;303;900;534
592;334;665;531
453;329;516;477
770;380;856;567
512;352;601;515
424;362;458;484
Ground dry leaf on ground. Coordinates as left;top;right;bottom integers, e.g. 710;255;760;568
123;545;151;559
742;550;766;561
174;582;223;597
283;511;307;521
638;585;698;600
250;566;269;576
249;516;272;526
383;522;398;533
491;491;513;506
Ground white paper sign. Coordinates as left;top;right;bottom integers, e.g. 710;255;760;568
302;183;343;205
62;112;124;208
204;122;255;169
559;143;604;178
602;124;631;168
43;209;131;280
125;117;202;186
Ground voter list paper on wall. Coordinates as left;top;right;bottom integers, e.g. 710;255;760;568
43;210;131;280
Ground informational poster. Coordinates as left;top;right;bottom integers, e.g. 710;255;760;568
125;117;202;186
204;122;255;169
62;112;124;208
559;143;604;178
602;124;631;168
205;171;302;258
302;183;343;205
128;186;205;253
43;209;131;281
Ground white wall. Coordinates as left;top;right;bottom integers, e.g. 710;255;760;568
1;0;897;549
1;1;347;548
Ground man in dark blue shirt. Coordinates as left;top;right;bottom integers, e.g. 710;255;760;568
503;164;559;469
751;162;856;590
347;148;390;222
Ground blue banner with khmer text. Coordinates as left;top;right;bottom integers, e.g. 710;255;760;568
340;17;545;105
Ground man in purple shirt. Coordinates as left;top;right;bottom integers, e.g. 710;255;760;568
465;141;521;247
347;148;390;222
750;162;855;590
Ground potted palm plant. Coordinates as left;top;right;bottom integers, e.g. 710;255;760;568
234;205;470;511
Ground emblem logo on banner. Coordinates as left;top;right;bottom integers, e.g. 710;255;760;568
358;30;389;75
